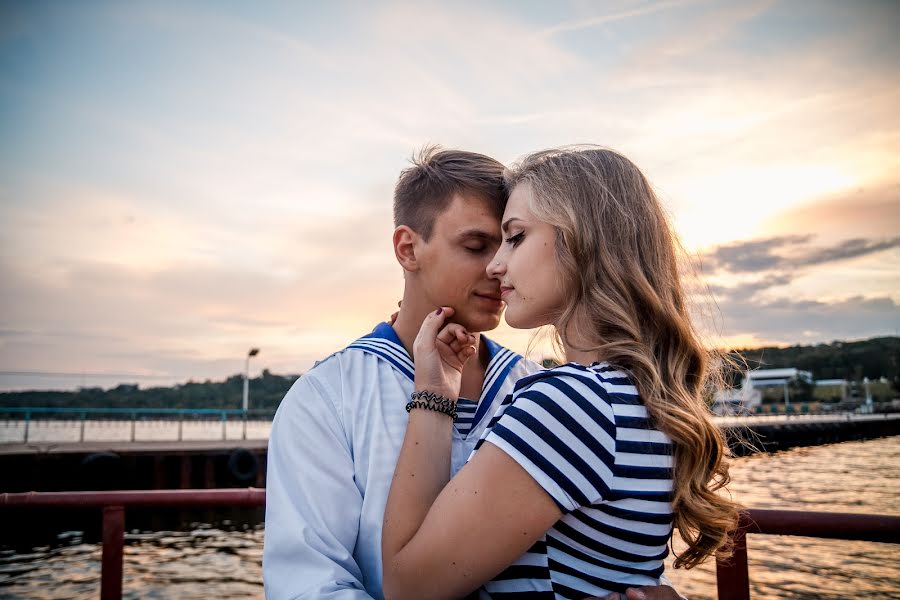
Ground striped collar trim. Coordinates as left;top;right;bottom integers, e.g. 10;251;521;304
346;323;522;402
346;322;415;380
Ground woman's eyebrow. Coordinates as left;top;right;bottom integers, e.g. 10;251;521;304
501;217;522;234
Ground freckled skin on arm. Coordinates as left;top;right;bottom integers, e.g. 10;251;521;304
382;440;563;600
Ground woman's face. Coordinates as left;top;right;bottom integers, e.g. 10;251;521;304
487;183;567;329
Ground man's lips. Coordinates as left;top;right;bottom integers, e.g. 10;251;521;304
474;292;503;304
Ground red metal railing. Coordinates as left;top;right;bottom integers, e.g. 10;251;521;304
1;489;265;600
1;489;898;600
716;509;900;599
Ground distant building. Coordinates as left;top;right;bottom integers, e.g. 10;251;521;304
712;385;761;415
745;368;813;388
713;368;812;414
815;378;849;402
747;368;813;408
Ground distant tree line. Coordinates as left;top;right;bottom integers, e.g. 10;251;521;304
728;336;899;390
1;337;897;411
0;369;299;413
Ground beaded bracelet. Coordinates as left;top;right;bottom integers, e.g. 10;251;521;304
406;390;457;422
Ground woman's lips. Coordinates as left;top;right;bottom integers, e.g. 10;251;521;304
499;287;514;299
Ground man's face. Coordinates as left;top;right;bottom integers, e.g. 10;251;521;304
416;193;504;333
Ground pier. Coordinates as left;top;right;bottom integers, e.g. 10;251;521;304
1;410;897;493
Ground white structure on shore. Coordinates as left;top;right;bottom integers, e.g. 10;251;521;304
746;368;813;388
815;378;849;402
713;367;813;415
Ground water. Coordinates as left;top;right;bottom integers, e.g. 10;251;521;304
663;435;900;599
1;437;898;599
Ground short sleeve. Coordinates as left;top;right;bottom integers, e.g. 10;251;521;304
482;371;618;512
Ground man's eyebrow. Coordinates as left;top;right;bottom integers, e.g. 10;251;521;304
501;217;522;234
456;229;501;243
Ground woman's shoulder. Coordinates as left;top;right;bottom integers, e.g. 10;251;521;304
512;361;641;406
515;362;638;394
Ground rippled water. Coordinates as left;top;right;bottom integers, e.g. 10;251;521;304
1;436;898;599
0;524;264;600
664;435;900;599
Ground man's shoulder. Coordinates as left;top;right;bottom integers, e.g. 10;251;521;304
274;347;379;424
285;342;406;402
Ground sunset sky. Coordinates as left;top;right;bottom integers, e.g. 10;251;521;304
1;0;898;391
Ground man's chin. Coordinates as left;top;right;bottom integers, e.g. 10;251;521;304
455;311;503;334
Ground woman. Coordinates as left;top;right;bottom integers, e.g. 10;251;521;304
382;147;740;599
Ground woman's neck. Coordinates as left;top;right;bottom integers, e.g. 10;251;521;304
560;313;602;366
563;346;601;366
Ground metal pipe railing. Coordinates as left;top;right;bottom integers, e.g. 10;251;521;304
1;407;276;443
1;489;265;600
715;509;900;599
1;489;898;600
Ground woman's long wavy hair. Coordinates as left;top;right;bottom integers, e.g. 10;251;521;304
505;146;741;569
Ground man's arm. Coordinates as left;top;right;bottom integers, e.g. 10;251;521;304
263;371;372;599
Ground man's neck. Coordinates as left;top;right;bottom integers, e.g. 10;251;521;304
392;305;490;400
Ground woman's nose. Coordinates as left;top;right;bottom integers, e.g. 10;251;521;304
486;254;505;279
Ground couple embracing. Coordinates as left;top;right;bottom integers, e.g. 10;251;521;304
263;146;739;599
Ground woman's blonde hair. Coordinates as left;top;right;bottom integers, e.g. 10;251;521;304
505;146;741;569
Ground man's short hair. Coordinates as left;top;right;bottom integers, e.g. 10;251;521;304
393;146;507;240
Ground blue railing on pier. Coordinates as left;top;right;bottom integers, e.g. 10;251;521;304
2;407;896;445
0;407;277;443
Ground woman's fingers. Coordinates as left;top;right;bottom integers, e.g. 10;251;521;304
415;307;478;369
437;323;471;344
436;326;456;345
414;306;454;353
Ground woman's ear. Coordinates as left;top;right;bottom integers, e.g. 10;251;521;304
393;225;420;272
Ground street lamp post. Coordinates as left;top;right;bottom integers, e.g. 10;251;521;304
243;348;260;440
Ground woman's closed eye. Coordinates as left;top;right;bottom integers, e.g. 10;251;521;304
504;232;524;247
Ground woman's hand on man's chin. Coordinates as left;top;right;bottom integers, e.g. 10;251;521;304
412;306;476;397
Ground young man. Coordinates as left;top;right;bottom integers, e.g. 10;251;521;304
263;148;680;600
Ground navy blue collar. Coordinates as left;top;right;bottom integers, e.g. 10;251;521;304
348;323;521;421
347;322;415;380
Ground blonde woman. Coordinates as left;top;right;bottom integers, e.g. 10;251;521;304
382;147;740;599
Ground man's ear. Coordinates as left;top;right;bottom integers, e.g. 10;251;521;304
393;225;421;272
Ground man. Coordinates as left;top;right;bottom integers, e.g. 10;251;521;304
263;147;680;600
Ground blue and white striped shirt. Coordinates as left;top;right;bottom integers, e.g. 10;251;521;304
472;362;674;599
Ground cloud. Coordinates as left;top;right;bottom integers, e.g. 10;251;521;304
703;235;900;274
715;295;900;346
705;273;795;300
762;181;900;241
616;0;776;72
703;235;811;272
0;205;404;385
800;237;900;267
538;0;699;38
694;233;900;342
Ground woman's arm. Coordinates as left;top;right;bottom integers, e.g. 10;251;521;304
382;440;562;600
381;308;562;600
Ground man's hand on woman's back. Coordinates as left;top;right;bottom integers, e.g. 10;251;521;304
588;585;682;600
